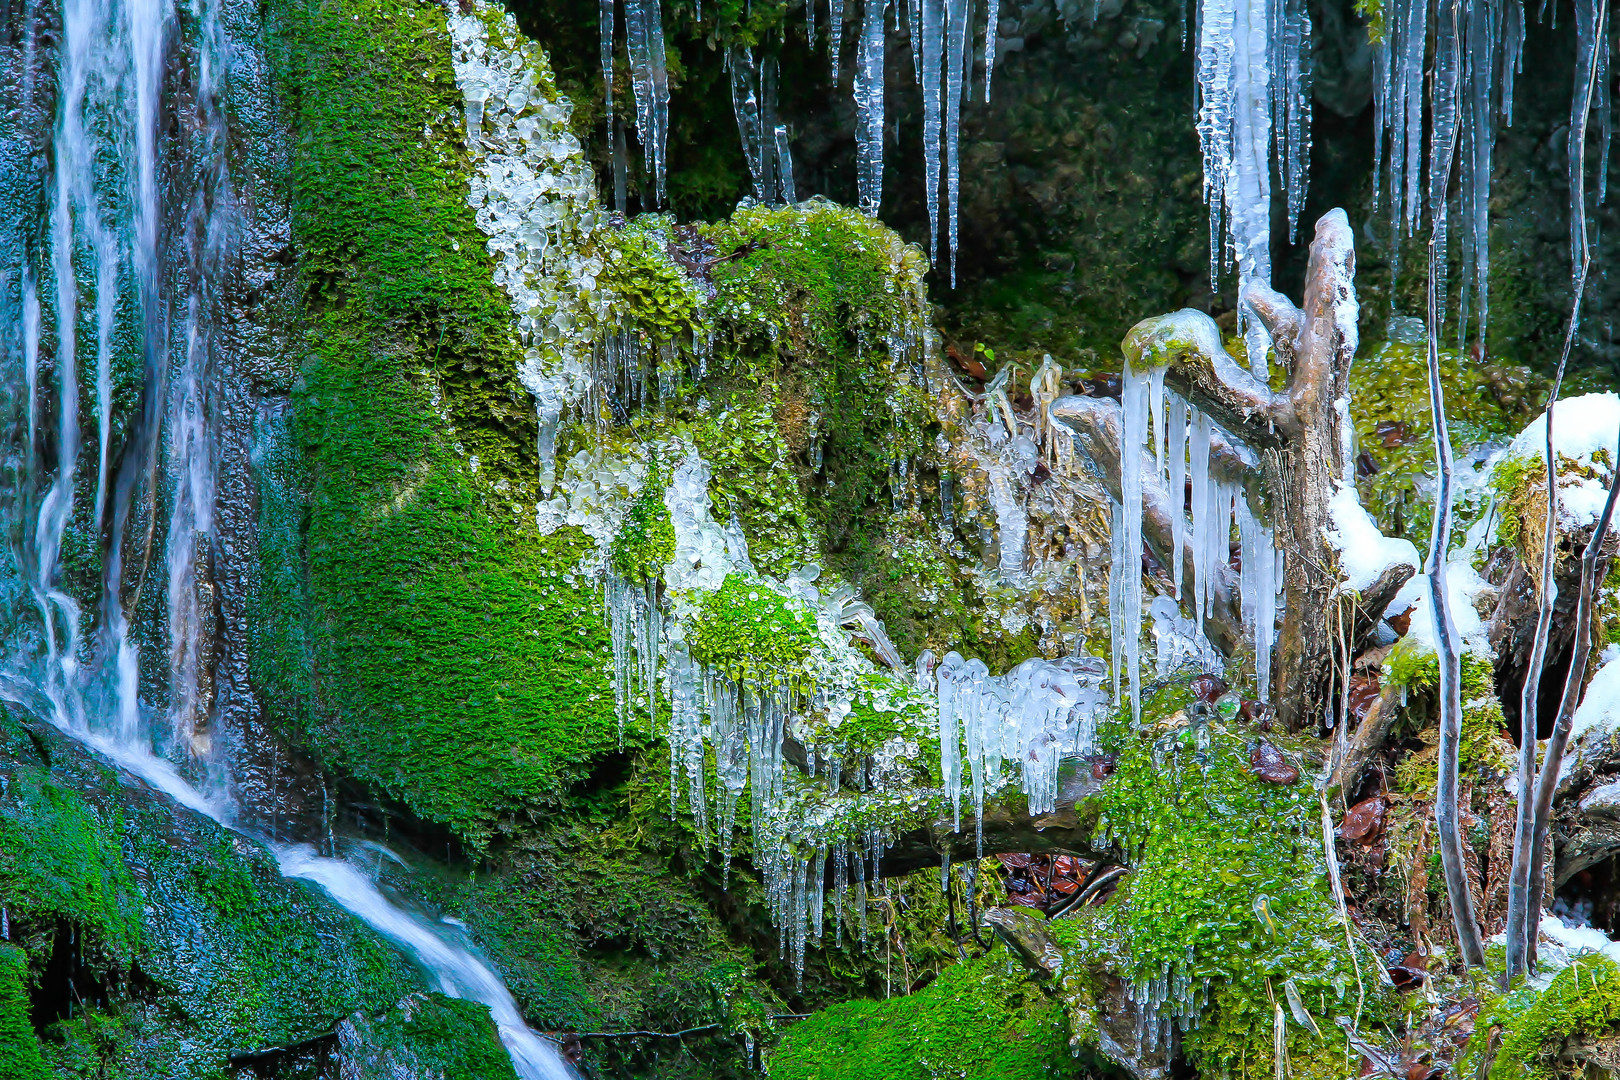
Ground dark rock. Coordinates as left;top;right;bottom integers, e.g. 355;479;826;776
1190;674;1229;703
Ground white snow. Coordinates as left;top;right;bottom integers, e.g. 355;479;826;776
1568;646;1620;742
1326;482;1421;592
1507;392;1620;467
1389;556;1493;659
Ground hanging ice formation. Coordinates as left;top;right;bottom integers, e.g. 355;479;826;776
1371;0;1532;340
853;0;887;215
1194;0;1310;371
932;652;1110;850
729;48;799;205
1110;365;1280;713
624;0;671;203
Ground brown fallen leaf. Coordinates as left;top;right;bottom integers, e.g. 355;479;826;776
1251;739;1300;784
1340;795;1387;843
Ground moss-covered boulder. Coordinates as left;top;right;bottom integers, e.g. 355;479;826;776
768;945;1087;1079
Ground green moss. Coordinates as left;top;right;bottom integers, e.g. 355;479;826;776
0;944;47;1080
340;993;519;1080
1460;954;1620;1079
768;946;1085;1080
1383;648;1514;794
611;470;677;584
1077;720;1389;1077
596;217;703;344
259;0;617;846
0;766;141;968
1350;341;1544;541
686;574;819;684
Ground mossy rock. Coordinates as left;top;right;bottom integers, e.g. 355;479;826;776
336;992;519;1080
767;946;1088;1080
257;0;619;846
0;712;461;1079
1461;953;1620;1079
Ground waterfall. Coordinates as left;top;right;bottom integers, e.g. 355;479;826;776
0;3;572;1076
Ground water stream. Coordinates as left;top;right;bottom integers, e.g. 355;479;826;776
0;2;572;1075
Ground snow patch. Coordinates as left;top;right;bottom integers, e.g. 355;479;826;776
1326;482;1420;592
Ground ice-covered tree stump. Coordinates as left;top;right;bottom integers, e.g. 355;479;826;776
1121;209;1411;730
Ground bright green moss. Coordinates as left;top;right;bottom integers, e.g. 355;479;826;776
610;469;677;584
768;946;1086;1080
341;993;519;1080
0;767;141;967
686;574;819;683
0;944;47;1080
1350;341;1543;541
259;0;617;845
1460;954;1620;1079
1383;648;1514;793
1081;721;1388;1077
596;217;703;343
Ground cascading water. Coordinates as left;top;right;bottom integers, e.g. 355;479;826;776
0;4;572;1076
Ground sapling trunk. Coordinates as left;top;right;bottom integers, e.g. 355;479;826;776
1504;0;1606;978
1525;434;1620;939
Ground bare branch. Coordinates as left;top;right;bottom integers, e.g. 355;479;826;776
1241;283;1304;365
1525;427;1620;945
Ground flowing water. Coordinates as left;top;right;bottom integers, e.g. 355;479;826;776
0;3;572;1076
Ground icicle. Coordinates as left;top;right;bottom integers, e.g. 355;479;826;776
775;125;798;203
944;0;970;284
909;0;924;87
807;0;817;47
831;0;846;81
1228;0;1274;373
1150;368;1167;475
728;47;768;200
855;0;887;215
762;54;781;203
1273;0;1311;241
920;0;945;261
1110;499;1125;705
1168;394;1188;600
983;0;1000;102
937;652;962;828
1188;408;1213;635
1120;366;1149;726
601;0;615;141
625;0;670;203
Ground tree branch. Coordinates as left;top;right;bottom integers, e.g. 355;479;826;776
1121;310;1291;447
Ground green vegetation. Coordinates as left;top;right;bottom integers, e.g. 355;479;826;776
1350;341;1544;541
610;466;678;584
687;574;820;683
0;944;47;1080
259;0;619;847
339;993;519;1080
1072;714;1388;1077
1460;954;1620;1079
768;946;1084;1079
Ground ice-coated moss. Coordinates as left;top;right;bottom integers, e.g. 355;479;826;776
1074;715;1390;1077
686;574;820;684
767;946;1085;1080
1459;953;1620;1079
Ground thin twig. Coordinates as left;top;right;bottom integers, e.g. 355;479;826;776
1424;0;1486;968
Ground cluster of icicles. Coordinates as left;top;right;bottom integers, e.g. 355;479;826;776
599;0;1003;283
1110;364;1281;724
600;475;1111;975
